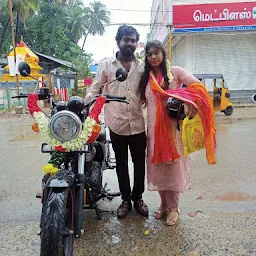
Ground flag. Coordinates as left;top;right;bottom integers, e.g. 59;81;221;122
7;56;16;76
84;77;92;86
54;78;69;101
54;88;69;102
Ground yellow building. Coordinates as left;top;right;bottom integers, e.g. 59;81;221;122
0;41;44;82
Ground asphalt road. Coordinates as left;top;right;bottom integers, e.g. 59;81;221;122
0;112;256;256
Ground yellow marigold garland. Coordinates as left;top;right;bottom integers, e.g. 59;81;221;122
166;59;173;84
43;163;59;175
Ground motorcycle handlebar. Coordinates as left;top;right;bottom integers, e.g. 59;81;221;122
12;91;51;100
12;92;128;110
12;94;29;99
84;95;128;109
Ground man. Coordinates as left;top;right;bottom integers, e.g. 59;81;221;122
85;25;148;218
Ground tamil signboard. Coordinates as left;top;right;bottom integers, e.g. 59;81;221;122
173;2;256;33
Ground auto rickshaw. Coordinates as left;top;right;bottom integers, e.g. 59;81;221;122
193;73;233;116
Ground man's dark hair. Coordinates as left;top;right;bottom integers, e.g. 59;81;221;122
115;25;140;43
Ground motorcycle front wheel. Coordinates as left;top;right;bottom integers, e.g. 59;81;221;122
40;188;74;256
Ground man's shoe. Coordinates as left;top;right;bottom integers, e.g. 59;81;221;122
134;199;148;217
117;201;132;218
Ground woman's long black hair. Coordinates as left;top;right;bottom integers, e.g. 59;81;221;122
139;40;169;102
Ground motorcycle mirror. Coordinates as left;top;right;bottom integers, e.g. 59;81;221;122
99;68;128;94
116;68;128;82
18;62;31;77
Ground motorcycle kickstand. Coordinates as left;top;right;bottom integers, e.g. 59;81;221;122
101;182;112;200
94;205;102;220
102;182;121;200
88;188;102;220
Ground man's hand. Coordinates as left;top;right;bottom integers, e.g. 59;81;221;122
84;95;91;104
184;103;197;119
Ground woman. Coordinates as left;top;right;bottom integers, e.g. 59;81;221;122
139;40;215;226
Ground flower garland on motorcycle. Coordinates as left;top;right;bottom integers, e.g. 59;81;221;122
27;94;106;175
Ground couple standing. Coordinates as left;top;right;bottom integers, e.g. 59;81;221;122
85;25;214;226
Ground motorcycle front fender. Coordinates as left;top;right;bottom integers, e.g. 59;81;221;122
46;171;75;188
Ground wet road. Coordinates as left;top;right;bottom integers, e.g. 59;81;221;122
0;115;256;256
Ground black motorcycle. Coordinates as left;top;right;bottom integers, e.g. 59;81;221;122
13;62;128;256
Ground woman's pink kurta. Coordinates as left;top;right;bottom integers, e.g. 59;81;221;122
146;66;200;192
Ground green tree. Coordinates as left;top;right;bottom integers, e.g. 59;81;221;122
65;5;87;43
20;0;92;78
0;0;110;79
12;0;40;22
0;0;40;54
135;52;143;60
12;0;40;44
82;0;110;49
0;0;11;54
66;0;84;8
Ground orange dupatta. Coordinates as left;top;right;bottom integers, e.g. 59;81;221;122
149;72;216;165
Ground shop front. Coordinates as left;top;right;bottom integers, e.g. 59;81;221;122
171;1;256;101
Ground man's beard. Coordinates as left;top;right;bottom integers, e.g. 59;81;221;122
119;45;135;57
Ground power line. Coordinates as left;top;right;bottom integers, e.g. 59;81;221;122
107;11;256;27
106;6;256;29
107;18;256;27
106;8;173;13
106;23;168;27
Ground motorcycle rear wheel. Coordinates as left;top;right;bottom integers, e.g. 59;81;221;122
40;188;74;256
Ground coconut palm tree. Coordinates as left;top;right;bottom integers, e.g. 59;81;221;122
0;0;11;54
12;0;40;22
65;0;87;43
12;0;40;43
66;9;87;43
66;0;84;8
0;0;39;54
82;0;110;50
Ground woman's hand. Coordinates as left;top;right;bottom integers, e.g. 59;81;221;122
184;103;197;119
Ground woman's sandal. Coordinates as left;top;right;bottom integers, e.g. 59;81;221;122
154;205;166;219
165;209;179;226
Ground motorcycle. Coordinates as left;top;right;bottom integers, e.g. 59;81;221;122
13;62;128;256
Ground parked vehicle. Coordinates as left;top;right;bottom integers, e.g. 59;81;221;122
194;73;234;116
13;62;128;256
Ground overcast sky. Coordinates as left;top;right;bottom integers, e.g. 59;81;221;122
80;0;153;62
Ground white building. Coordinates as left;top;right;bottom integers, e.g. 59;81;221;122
149;0;256;100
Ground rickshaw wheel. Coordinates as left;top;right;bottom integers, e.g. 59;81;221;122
224;106;234;116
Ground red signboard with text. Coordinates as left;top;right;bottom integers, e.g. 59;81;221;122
173;2;256;33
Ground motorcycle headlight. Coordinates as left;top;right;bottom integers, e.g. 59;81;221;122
49;110;82;142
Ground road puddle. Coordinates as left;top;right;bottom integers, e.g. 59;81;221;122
215;191;256;201
111;235;121;244
1;123;39;142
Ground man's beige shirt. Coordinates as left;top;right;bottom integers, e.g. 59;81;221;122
87;54;145;136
